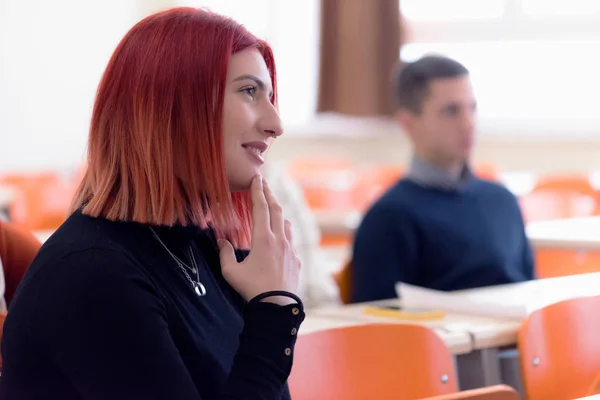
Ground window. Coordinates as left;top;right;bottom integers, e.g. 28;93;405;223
178;0;320;128
522;0;600;16
401;0;600;136
402;0;505;21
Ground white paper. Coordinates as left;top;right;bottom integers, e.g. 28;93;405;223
395;282;527;319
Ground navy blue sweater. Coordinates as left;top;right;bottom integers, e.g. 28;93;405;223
0;211;304;399
351;178;534;303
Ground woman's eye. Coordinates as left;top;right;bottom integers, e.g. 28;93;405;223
243;86;257;97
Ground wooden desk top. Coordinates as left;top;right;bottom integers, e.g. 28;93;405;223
309;299;478;355
526;216;600;250
312;300;519;350
448;273;600;347
313;210;360;236
321;273;600;350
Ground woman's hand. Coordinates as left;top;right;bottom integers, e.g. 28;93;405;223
219;175;301;305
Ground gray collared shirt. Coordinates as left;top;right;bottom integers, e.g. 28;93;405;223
406;156;473;191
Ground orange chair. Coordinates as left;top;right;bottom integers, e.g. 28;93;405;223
534;174;597;196
533;248;600;279
518;296;600;400
353;164;403;211
0;221;42;369
0;172;74;231
474;163;499;182
0;221;42;306
287;158;357;211
418;384;520;399
518;191;598;223
518;190;600;278
289;324;458;400
590;372;600;395
332;260;352;304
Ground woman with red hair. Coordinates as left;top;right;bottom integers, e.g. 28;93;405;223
0;8;303;399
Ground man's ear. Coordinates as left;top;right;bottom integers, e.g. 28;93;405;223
395;109;415;137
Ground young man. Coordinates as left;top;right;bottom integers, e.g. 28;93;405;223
350;55;534;303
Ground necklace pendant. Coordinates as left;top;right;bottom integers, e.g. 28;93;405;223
194;282;207;297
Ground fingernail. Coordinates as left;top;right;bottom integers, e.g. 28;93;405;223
217;239;225;248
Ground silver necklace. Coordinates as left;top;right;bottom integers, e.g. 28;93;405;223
149;227;207;297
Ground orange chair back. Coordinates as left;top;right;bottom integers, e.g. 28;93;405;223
0;172;74;231
0;221;41;370
518;296;600;400
474;163;499;182
418;384;520;400
590;372;600;395
0;221;42;306
289;324;458;400
353;164;403;210
534;249;600;279
526;175;600;220
333;260;352;304
519;191;598;223
288;158;357;211
533;174;596;196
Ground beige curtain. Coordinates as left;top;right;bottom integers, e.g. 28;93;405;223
317;0;403;117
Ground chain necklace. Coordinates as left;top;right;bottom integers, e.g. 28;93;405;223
149;227;207;297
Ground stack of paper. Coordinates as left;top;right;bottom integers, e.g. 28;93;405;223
396;273;600;320
396;282;528;320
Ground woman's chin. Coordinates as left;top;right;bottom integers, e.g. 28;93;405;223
228;175;254;192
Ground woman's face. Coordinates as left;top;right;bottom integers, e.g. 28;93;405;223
222;48;282;192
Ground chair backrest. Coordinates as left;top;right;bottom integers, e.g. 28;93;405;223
417;384;520;400
474;163;499;182
0;172;73;231
0;221;41;370
533;174;596;196
353;164;403;210
518;296;600;400
0;221;42;306
534;248;600;279
519;190;598;223
289;323;458;400
332;260;352;304
590;372;600;395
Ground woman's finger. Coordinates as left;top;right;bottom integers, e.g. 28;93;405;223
250;175;270;242
284;219;293;243
262;178;284;236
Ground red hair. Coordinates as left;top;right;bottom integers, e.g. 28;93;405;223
71;7;278;248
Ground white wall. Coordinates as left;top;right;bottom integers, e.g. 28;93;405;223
3;0;598;175
0;0;145;172
179;0;321;127
0;0;320;173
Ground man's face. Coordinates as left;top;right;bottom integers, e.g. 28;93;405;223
402;76;477;167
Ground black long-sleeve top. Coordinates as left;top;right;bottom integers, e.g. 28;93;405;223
0;210;305;399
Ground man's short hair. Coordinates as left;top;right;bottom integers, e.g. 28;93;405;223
394;55;469;113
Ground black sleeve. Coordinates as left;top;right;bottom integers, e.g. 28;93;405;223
36;248;304;400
